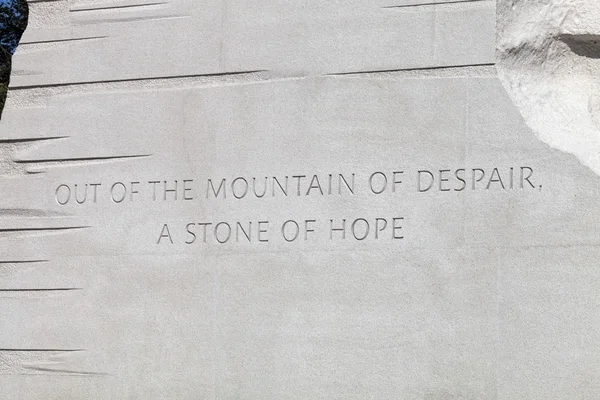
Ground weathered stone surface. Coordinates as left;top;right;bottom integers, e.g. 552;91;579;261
0;1;599;399
498;0;600;175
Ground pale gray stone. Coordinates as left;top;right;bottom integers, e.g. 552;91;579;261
0;0;598;399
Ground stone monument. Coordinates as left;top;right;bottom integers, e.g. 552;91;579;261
0;0;599;398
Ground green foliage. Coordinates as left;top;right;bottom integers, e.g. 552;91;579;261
0;0;28;119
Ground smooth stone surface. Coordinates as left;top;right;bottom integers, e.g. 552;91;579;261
1;0;599;399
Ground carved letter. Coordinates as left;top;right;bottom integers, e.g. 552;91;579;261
157;224;173;244
207;179;226;199
418;171;434;192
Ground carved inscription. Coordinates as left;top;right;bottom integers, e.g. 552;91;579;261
52;167;541;245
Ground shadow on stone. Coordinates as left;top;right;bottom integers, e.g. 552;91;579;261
559;34;600;59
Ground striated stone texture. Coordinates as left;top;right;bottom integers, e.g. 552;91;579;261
0;1;599;399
